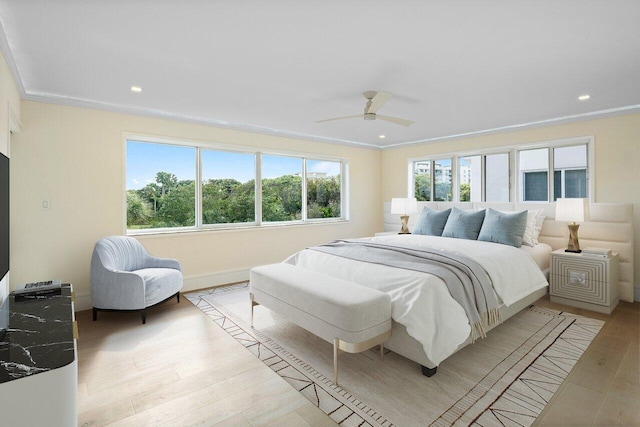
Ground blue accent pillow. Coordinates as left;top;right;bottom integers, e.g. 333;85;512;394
441;207;486;240
477;208;528;247
413;207;451;236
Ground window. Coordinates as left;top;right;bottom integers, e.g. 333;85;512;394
519;148;549;201
458;154;509;202
126;138;347;232
201;150;255;225
485;153;510;202
261;155;302;222
553;145;587;200
307;160;342;219
519;143;588;202
434;159;452;201
410;137;590;203
126;141;196;229
414;160;431;201
459;155;480;202
413;158;452;202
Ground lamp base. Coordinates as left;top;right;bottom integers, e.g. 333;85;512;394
565;222;582;253
398;215;411;234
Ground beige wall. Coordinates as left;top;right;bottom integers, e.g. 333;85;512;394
10;101;381;309
381;113;640;296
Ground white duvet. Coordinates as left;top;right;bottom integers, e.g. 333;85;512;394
285;235;548;365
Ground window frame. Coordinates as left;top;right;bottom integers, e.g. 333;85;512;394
408;136;594;203
516;137;593;203
411;156;454;202
124;134;349;235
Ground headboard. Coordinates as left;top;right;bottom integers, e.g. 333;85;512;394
383;201;635;302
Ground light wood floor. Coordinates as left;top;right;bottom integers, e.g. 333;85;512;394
77;293;639;426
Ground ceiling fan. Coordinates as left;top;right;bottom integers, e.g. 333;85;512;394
316;91;414;126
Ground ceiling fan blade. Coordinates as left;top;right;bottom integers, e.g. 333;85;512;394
315;114;364;123
376;115;414;126
366;91;392;114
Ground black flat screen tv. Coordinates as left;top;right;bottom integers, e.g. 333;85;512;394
0;152;8;282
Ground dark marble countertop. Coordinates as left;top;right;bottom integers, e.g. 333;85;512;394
0;284;75;384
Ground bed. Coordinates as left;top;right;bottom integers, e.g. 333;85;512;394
285;233;551;373
265;202;634;375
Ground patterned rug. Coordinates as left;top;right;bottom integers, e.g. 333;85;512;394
185;284;604;427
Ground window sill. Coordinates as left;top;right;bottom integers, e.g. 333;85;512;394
126;218;351;237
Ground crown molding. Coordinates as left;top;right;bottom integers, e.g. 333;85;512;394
0;19;25;97
381;104;640;149
22;91;382;150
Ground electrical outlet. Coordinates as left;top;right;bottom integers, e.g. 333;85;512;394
41;198;51;210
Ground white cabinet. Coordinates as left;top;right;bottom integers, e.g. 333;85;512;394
550;250;619;314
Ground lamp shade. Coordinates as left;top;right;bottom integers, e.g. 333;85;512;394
555;198;589;223
391;198;418;215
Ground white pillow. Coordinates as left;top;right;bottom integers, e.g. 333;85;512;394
531;215;546;245
521;209;543;247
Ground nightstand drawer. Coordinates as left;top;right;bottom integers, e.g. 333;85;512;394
550;256;609;284
550;274;611;307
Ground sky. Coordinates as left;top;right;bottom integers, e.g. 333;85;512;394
126;141;341;190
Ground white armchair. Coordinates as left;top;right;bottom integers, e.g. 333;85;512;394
90;236;183;324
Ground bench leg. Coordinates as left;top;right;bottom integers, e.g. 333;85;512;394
249;293;259;327
380;342;384;361
333;338;339;385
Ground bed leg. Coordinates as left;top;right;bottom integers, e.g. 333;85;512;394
421;365;437;377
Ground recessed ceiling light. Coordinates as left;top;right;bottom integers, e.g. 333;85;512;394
130;86;142;93
578;94;591;101
379;134;386;139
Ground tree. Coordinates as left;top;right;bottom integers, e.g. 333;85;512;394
459;183;470;202
126;191;152;226
155;172;178;196
154;181;195;227
415;173;431;201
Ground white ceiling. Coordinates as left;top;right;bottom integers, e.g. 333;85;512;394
1;1;639;149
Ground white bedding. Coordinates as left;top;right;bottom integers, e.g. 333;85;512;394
285;235;548;366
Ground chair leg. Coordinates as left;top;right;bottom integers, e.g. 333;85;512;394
141;309;147;324
93;307;98;321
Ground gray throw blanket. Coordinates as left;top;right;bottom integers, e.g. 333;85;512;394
309;239;502;341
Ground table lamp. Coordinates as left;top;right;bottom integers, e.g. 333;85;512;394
390;197;418;234
555;198;589;253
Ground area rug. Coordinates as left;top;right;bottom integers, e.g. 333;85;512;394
185;284;604;427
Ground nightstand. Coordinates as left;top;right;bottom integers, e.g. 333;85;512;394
549;249;619;314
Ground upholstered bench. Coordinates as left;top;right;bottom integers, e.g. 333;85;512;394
249;263;392;385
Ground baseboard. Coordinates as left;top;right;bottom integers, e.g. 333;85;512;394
73;268;251;312
74;292;93;312
183;268;250;292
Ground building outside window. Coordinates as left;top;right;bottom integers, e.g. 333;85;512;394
414;158;452;202
519;144;587;202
